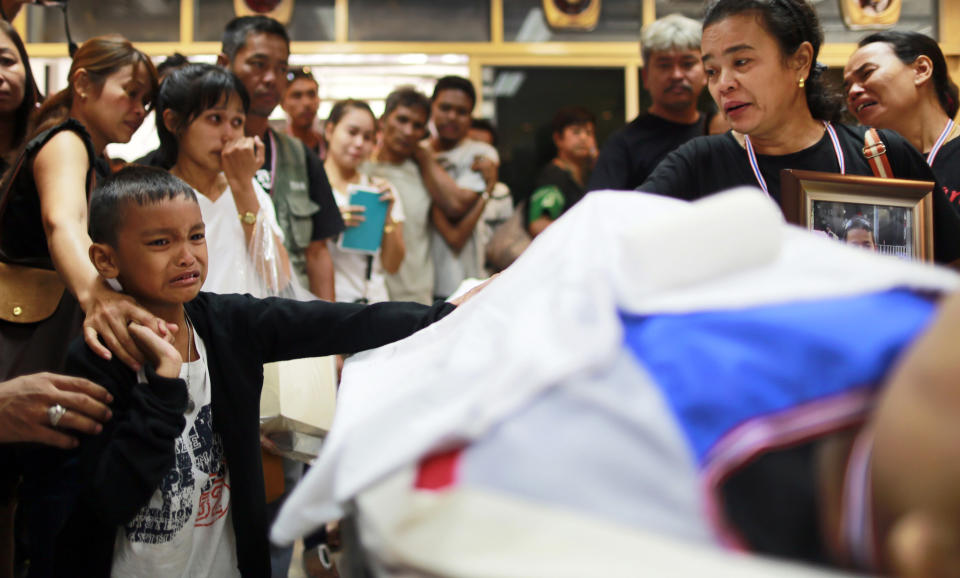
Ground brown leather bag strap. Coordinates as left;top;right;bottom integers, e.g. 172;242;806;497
863;128;894;178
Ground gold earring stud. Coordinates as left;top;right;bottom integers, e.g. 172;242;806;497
798;77;805;89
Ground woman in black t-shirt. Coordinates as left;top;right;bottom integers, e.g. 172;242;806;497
845;31;960;210
639;0;960;263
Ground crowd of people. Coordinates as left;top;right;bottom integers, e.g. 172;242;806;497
1;0;960;576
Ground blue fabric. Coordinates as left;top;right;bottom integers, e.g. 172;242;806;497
621;290;936;464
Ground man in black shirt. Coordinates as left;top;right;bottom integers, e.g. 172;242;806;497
588;14;711;192
527;106;597;237
218;16;344;301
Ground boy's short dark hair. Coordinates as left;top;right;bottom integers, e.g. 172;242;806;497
551;106;596;136
470;118;498;146
89;166;198;246
431;76;476;109
221;16;290;61
841;216;874;241
157;52;190;79
383;86;431;119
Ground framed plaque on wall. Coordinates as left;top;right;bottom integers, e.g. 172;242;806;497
234;0;294;25
542;0;601;31
840;0;901;29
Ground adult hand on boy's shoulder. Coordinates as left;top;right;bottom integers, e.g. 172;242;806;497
0;373;113;449
128;322;182;379
81;278;168;371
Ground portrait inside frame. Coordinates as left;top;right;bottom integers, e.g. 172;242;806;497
840;0;902;29
542;0;601;31
780;169;934;262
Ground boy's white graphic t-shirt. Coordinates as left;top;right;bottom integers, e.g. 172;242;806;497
111;333;240;577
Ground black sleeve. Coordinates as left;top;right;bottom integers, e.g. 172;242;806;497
65;341;188;527
587;133;630;191
637;140;700;200
305;148;346;241
228;294;456;363
880;130;960;264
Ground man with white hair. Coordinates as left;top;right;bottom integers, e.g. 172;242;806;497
588;14;712;191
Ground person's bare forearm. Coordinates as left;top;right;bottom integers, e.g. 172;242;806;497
413;146;476;219
431;198;485;253
528;216;553;238
46;220;100;305
306;240;336;301
380;222;405;274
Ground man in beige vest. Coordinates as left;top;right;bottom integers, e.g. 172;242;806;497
218;16;344;301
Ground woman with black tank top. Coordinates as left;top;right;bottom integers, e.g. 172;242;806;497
0;36;161;380
639;0;960;264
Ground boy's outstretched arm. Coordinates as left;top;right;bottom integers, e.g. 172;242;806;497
230;294;457;363
64;338;188;527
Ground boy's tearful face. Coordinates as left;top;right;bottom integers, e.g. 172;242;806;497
111;197;208;307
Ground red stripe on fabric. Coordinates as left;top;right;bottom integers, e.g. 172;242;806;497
414;448;464;490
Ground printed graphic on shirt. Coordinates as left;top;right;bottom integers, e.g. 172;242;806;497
256;169;273;193
196;473;230;527
123;404;229;543
942;185;960;206
434;158;452;174
529;185;565;221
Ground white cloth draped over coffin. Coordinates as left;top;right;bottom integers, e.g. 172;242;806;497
273;187;960;546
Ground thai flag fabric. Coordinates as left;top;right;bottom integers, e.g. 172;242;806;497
273;189;958;576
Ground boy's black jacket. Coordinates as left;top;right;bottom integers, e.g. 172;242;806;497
56;292;455;577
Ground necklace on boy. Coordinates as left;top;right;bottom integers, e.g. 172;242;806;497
183;314;201;414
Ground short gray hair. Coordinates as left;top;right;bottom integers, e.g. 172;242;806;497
640;13;702;65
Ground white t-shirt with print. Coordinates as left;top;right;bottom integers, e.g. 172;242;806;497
327;174;405;304
111;332;239;578
197;178;286;297
431;139;499;298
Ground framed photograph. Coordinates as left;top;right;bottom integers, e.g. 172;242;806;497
840;0;901;29
542;0;601;31
780;169;934;262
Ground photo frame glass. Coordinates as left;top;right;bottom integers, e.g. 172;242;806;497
810;200;914;259
779;169;934;262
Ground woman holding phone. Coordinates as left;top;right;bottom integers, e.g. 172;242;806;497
323;99;405;303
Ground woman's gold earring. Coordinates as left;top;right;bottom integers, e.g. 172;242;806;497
799;77;805;89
